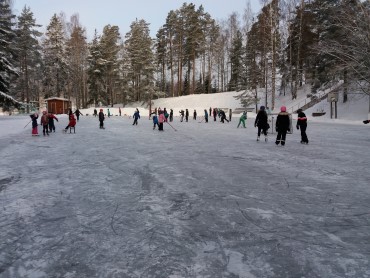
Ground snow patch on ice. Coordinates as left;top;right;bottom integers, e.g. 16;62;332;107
225;250;256;278
246;208;275;220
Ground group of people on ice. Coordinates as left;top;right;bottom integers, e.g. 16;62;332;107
29;108;81;136
254;105;309;145
29;111;59;136
30;104;311;145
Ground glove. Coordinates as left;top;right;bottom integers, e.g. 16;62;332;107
296;125;299;130
254;124;256;128
363;120;369;124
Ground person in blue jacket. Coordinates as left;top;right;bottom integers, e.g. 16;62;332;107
152;113;159;130
204;109;208;123
133;108;140;125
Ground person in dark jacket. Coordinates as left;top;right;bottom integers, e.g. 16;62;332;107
296;108;309;144
275;106;290;146
213;108;217;121
30;113;39;136
74;109;82;121
48;112;59;132
98;109;105;129
204;109;208;123
163;108;169;122
193;109;197;120
179;110;185;122
254;106;268;141
219;110;229;123
133;108;140;125
169;109;174;122
93;109;97;117
185;109;189;122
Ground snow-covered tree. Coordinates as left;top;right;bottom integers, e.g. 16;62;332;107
15;5;42;112
124;19;155;102
99;24;121;106
42;13;68;98
87;30;102;105
66;14;87;108
0;0;19;109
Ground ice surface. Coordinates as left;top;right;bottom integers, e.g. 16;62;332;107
0;112;369;277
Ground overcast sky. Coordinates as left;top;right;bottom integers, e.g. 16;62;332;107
12;0;261;40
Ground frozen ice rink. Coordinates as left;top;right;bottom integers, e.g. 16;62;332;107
0;115;369;277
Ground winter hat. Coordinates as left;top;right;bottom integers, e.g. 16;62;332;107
297;108;302;113
260;106;265;110
280;106;287;112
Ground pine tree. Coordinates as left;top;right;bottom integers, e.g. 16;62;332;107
87;30;104;105
66;15;87;108
228;30;244;91
42;14;69;98
15;5;42;112
99;24;121;106
0;0;19;109
155;27;167;94
124;19;155;102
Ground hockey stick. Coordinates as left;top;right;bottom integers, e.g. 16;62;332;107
24;120;32;128
166;121;177;131
198;117;205;123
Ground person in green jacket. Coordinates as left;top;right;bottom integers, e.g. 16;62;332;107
237;112;247;128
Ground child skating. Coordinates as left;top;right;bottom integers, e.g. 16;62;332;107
254;106;268;141
40;111;49;136
237;112;247;128
275;106;290;146
30;113;39;136
99;109;105;129
296;108;309;144
48;112;59;133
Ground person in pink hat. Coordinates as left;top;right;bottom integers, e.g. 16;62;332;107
275;106;290;146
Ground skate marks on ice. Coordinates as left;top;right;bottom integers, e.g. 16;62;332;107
0;117;370;277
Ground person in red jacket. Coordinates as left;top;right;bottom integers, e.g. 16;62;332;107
64;110;76;133
48;112;59;133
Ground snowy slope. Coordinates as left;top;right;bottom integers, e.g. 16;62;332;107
79;87;369;122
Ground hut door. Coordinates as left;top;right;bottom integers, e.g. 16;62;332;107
51;103;56;114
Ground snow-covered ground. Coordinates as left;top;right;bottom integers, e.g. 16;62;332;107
0;106;370;277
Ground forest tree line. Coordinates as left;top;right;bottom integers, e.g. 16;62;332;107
1;0;369;112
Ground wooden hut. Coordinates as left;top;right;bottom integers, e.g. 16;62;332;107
45;97;71;114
